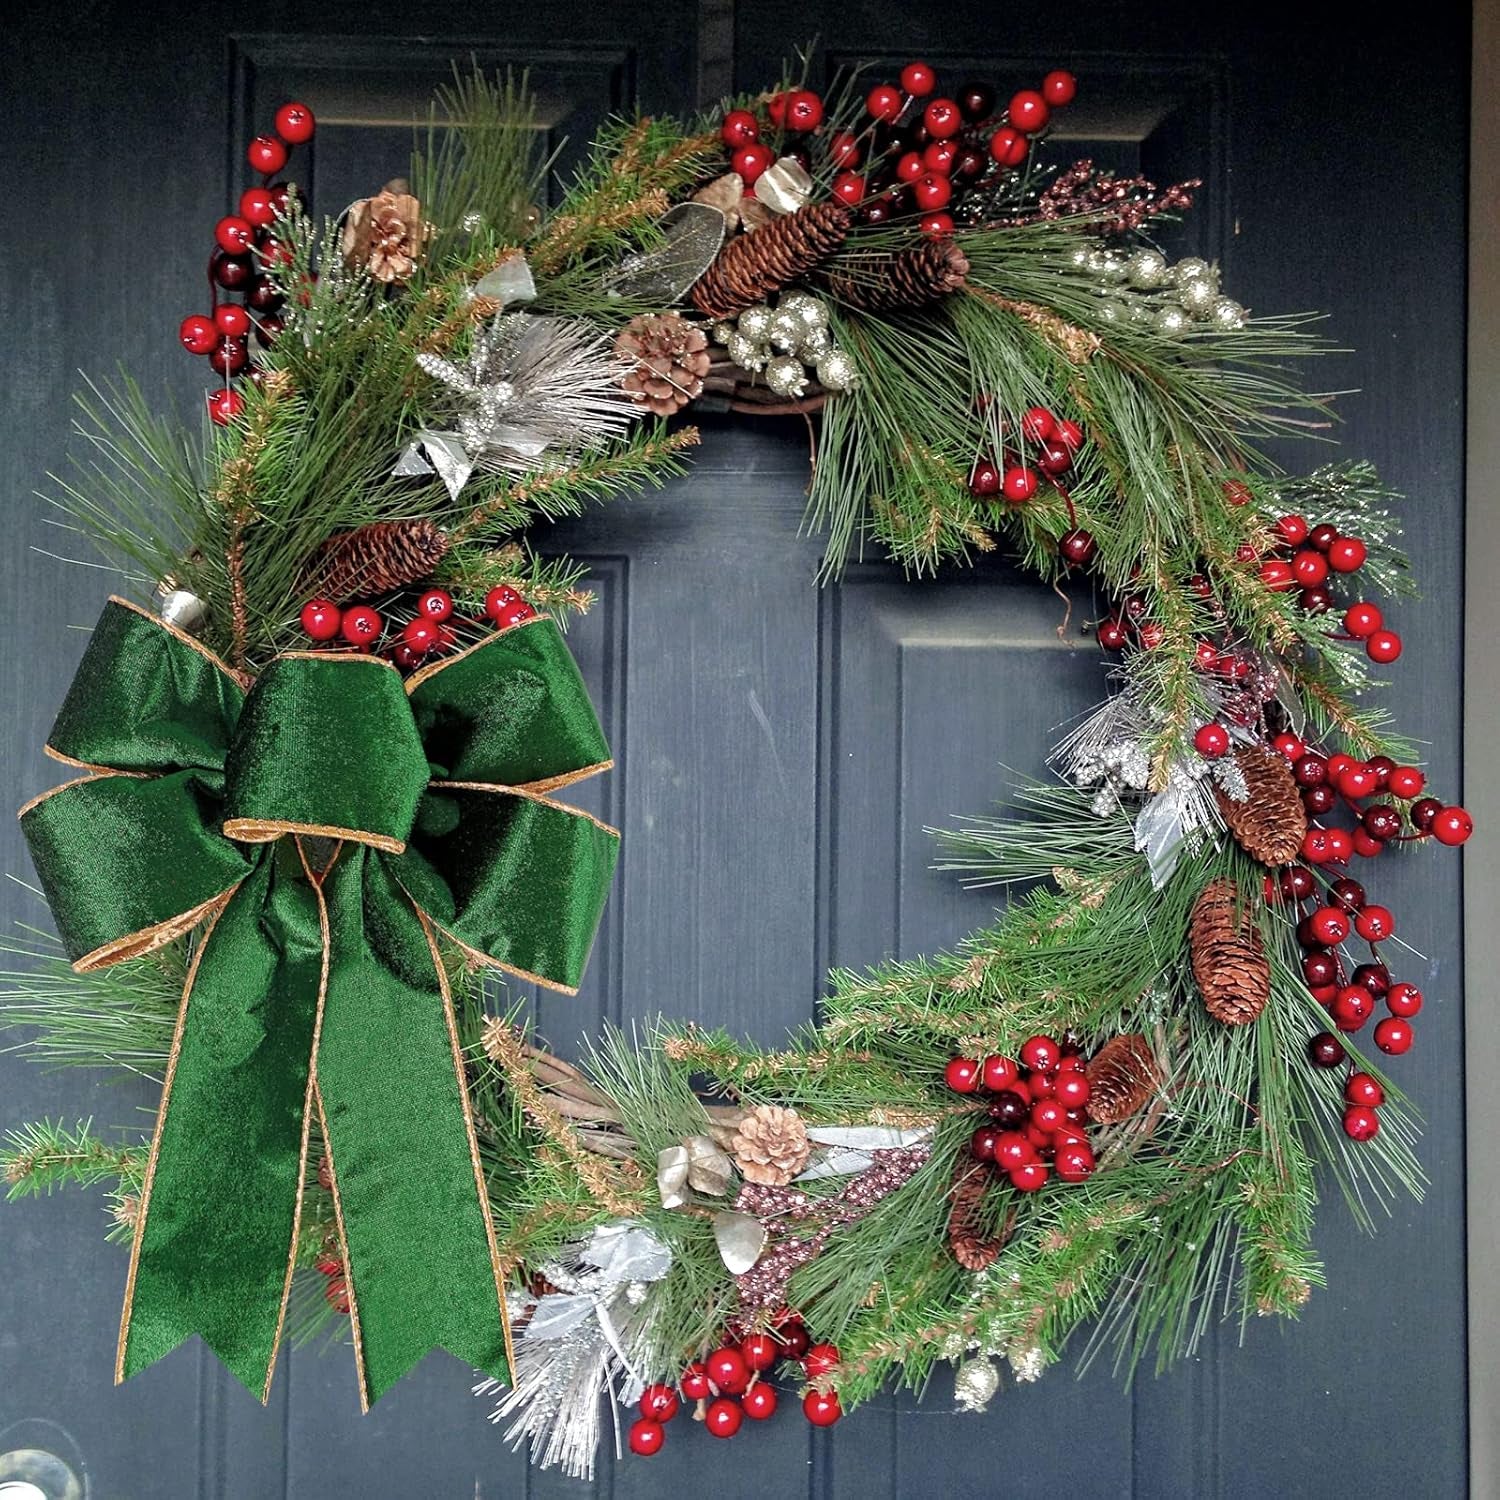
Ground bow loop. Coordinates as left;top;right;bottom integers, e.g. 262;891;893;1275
223;654;430;853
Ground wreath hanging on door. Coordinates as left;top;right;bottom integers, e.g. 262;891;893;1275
2;56;1471;1476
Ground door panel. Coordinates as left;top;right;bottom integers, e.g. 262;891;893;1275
0;5;1467;1497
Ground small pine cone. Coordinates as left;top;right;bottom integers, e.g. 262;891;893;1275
316;1154;335;1190
1085;1034;1162;1124
691;204;852;319
308;518;451;604
1190;878;1270;1026
615;312;711;415
1214;745;1307;867
822;239;970;313
947;1159;1014;1272
729;1103;811;1186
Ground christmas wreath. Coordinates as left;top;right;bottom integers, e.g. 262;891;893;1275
2;56;1472;1476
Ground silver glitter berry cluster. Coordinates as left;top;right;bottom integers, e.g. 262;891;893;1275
1070;245;1247;336
711;291;857;398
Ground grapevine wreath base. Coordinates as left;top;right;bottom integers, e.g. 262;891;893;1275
2;56;1472;1477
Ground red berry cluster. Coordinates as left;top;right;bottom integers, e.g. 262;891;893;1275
1265;735;1470;1136
297;585;537;670
629;1316;842;1457
180;102;315;426
968;404;1086;519
1259;510;1400;664
720;64;1076;235
945;1036;1096;1190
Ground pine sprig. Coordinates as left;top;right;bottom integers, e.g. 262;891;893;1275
3;1118;144;1199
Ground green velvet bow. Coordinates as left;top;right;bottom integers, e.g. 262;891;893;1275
19;598;620;1407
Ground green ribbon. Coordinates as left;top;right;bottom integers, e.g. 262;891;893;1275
19;598;620;1406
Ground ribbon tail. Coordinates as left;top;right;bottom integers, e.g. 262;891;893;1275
314;848;511;1407
117;848;324;1398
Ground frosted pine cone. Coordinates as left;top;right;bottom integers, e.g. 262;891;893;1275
615;312;711;415
342;180;431;284
729;1104;811;1185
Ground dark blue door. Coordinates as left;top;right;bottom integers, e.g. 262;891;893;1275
0;5;1468;1496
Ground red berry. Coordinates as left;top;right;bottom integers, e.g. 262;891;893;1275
1019;1035;1060;1073
731;143;775;185
213;305;250;339
1325;827;1354;863
945;1056;981;1092
1345;1072;1385;1107
207;388;246;425
1029;1099;1065;1134
981;1054;1020;1091
1020;406;1056;443
1281;864;1315;900
706;1346;749;1395
1374;1017;1414;1055
1309;1032;1346;1067
215;215;254;255
1273;732;1305;761
912;172;952;210
741;1333;779;1372
766;91;788;126
1194;723;1230;759
1060;528;1097;566
247;135;288;174
1343;1105;1380;1141
1036;441;1072;475
1354;904;1394;942
803;1390;843;1427
1008;90;1050;133
804;1342;840;1377
968;457;1004;498
901;61;937;96
208;335;250;377
628;1417;665;1456
325;1276;349;1312
1222;479;1253;507
401;617;440;655
1002;466;1038;503
777;1321;810;1359
1309;906;1350;945
785;90;824;131
1291;549;1329;588
1327;535;1367;573
1432;806;1473;846
1056;418;1085;451
1332;986;1374;1032
832;171;866;206
895;151;926;182
1343;601;1383;639
866;83;903;122
1386;982;1424;1017
1302;951;1337;988
742;1383;778;1420
1275;514;1310;544
179;314;218;355
989;126;1027;166
1366;630;1402;664
680;1361;711;1400
923;140;959;175
920;212;955;236
1097;616;1127;651
721;109;759;147
923;98;962;139
830;131;861;168
1352;961;1389;994
1053;1071;1090;1109
314;1253;343;1276
995;1132;1036;1170
1330;877;1367;912
274;102;315;144
1259;559;1295;591
1338;763;1380;800
1294;754;1327;787
413;588;452;622
340;605;382;645
484;585;536;627
239;186;277;226
704;1398;743;1438
1388;765;1425;799
1042;70;1078;107
640;1383;680;1421
1010;1160;1050;1192
300;599;342;640
1411;796;1443;831
1055;1141;1095;1181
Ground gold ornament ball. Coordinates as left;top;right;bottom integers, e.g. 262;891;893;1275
815;348;858;392
738;304;773;343
1210;296;1247;330
726;332;769;372
765;353;808;398
1126;248;1169;289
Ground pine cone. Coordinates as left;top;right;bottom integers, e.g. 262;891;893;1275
1190;878;1270;1025
691;204;852;319
1085;1034;1162;1124
947;1159;1013;1271
341;180;431;285
615;312;711;415
1215;745;1307;867
822;239;970;313
307;518;451;603
729;1103;811;1186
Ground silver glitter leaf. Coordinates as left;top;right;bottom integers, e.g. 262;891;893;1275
603;202;726;304
713;1209;768;1274
1134;785;1191;888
